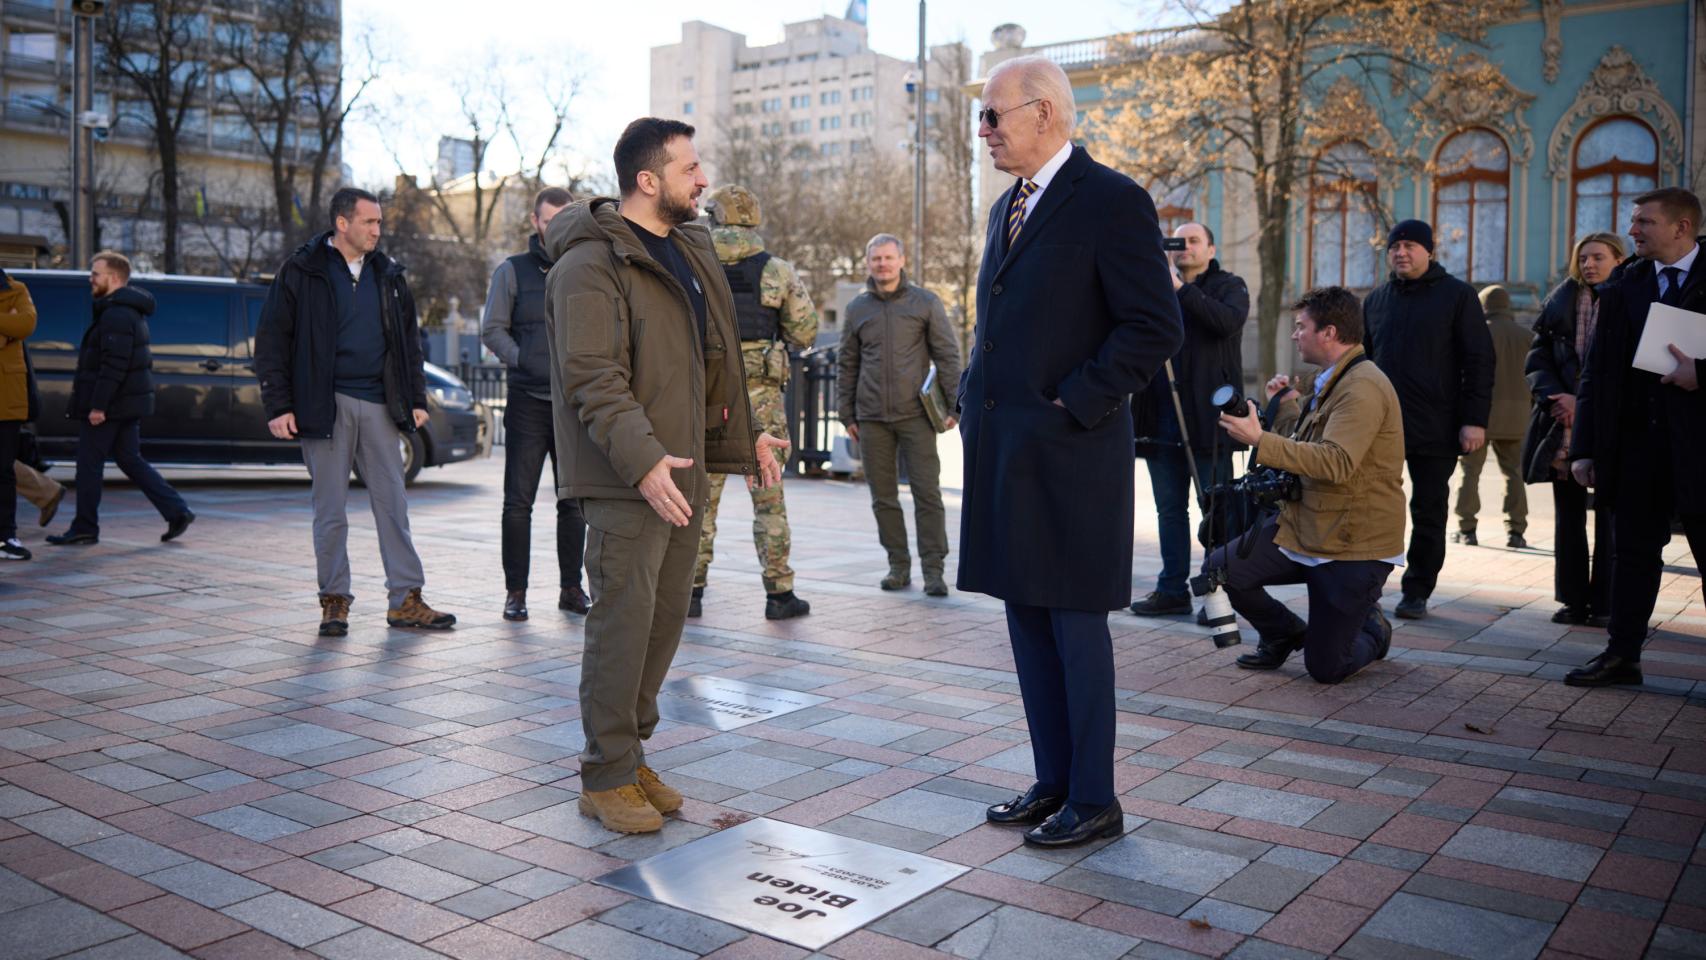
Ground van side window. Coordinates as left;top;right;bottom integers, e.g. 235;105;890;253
140;285;230;357
19;279;91;351
241;296;264;357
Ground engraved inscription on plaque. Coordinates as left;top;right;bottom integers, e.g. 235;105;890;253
656;675;831;731
596;818;969;949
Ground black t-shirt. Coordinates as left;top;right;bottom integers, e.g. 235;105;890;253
624;218;707;344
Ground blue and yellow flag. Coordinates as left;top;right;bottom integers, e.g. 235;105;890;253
845;0;867;25
291;193;306;228
194;187;206;219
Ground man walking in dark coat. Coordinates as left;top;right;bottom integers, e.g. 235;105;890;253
1130;221;1248;617
1567;187;1706;687
1362;220;1494;620
47;252;193;547
961;57;1181;848
482;186;591;622
255;188;456;636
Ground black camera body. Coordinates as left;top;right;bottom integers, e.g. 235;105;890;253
1162;237;1187;252
1231;467;1301;508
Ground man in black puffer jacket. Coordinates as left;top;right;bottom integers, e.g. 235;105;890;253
47;251;193;547
1362;220;1494;620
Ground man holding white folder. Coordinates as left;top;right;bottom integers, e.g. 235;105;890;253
1568;187;1705;687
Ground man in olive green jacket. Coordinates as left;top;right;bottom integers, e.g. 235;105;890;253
544;118;786;835
1209;286;1407;683
1453;284;1531;547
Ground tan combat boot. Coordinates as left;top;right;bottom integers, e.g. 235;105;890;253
579;783;664;833
387;589;456;629
319;594;350;637
636;765;683;814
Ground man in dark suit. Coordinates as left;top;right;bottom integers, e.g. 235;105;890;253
1568;186;1705;687
960;56;1182;848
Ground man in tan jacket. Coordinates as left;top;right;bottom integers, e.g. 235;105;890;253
1452;285;1530;548
0;267;38;560
545;117;786;834
1209;286;1407;683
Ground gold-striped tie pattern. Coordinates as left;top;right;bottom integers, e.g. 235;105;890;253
1007;179;1037;247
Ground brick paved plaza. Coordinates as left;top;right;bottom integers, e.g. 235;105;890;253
0;449;1701;960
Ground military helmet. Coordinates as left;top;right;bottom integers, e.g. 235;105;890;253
705;185;762;228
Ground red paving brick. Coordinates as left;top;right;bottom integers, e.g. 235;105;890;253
114;894;253;950
1307;860;1410;909
1257;894;1372;954
1546;905;1656;960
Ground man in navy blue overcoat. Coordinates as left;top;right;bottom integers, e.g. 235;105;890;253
959;56;1182;847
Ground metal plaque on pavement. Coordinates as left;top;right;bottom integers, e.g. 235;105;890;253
595;817;969;949
656;675;830;731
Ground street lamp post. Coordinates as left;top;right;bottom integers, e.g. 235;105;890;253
913;0;926;281
69;1;108;270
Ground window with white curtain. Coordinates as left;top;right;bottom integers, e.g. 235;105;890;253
1433;128;1509;283
1309;141;1380;290
1572;116;1658;239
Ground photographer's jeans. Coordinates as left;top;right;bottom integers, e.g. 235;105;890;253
1148;444;1234;596
1205;517;1394;683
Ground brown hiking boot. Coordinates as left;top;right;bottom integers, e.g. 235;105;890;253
636;765;683;814
319;594;350;637
578;783;663;833
387;589;456;629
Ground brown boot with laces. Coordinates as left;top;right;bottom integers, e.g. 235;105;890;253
579;783;664;833
387;589;456;629
319;594;350;637
636;765;683;814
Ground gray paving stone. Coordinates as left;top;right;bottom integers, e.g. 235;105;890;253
1185;782;1334;827
1398;873;1567;923
597;820;716;861
505;802;621;847
1208;862;1317;912
723;792;791;814
436;885;529;920
1257;846;1340;876
74;834;193;875
75;762;174;792
401;839;531;883
515;721;586;752
307;842;389;871
871;888;1002;946
222;891;363;947
669;750;816;790
1351;843;1431;871
917;777;1018;805
1359;892;1553;960
348;855;481;902
0;786;58;818
1650;923;1706;958
493;867;579;900
1049;866;1199;915
940;904;1137;960
249;791;359;828
857;788;992;837
0;867;56;913
1183;897;1275;934
598;899;749;954
183;771;253;793
0;898;133;960
1437;824;1602;882
350;758;496;799
1130;771;1217;804
14;807;122;846
58;933;189;960
1404;801;1476;823
762;768;858;802
361;828;441;854
541;920;697;960
819;814;947;853
310;927;444;960
1227;940;1328;960
1135;821;1273;861
1080;835;1250;895
143;861;271;908
1304;801;1396;839
196;804;310;842
984;850;1066;882
226;722;357;758
1577;886;1666;921
802;713;928;746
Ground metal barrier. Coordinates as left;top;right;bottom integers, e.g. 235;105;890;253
457;350;846;478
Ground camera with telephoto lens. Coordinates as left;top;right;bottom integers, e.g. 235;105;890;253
1230;467;1301;508
1210;383;1253;418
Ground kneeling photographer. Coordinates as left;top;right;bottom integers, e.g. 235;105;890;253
1207;286;1407;683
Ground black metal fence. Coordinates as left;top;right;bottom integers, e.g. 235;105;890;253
457;347;844;476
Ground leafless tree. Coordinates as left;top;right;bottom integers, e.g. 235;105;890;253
923;42;980;356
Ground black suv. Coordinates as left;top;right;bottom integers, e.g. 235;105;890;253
15;270;490;484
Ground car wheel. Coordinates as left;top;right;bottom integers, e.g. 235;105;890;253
353;431;426;486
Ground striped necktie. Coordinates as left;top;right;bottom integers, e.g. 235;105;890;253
1006;179;1038;248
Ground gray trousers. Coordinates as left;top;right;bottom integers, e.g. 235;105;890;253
300;393;425;608
578;496;702;792
859;416;948;576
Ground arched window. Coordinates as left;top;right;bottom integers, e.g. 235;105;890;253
1309;142;1379;289
1433;129;1510;283
1572;116;1658;238
1152;182;1195;236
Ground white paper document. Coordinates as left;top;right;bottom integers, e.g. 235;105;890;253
1633;302;1706;375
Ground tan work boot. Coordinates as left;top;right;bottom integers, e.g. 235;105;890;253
636;765;683;814
579;783;664;833
387;589;456;629
319;594;350;637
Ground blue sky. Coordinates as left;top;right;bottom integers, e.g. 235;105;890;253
340;0;1154;189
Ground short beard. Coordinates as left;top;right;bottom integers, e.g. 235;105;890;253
657;188;698;227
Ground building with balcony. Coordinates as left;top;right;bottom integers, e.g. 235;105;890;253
0;0;342;275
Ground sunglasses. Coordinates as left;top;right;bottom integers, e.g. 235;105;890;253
978;98;1041;129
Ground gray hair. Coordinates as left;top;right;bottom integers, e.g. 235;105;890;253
865;233;905;258
987;55;1076;136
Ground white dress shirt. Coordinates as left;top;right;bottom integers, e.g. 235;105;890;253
1017;140;1074;220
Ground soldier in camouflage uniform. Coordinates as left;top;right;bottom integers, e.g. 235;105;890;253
691;185;820;621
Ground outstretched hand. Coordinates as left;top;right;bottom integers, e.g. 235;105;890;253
749;433;790;490
640;454;695;526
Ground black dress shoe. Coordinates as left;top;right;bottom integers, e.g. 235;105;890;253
1129;591;1191;616
1394;595;1428;620
1586;613;1611;629
1236;629;1305;670
1552;605;1590;625
503;590;528;621
559;585;591;614
46;530;97;546
986;784;1066;825
1024;801;1124;848
1368;607;1393;660
162;511;195;542
1564;653;1642;687
765;592;811;620
1507;533;1528;549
